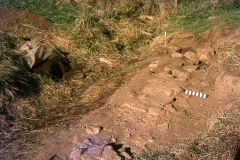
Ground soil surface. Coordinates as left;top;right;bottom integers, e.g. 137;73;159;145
33;42;240;159
0;6;52;30
0;7;240;160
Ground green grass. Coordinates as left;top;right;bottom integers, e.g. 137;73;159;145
165;0;240;36
0;0;164;58
1;0;240;58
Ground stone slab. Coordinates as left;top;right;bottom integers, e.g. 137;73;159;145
121;102;148;113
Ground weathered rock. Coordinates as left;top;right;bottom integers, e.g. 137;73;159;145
182;65;198;73
70;139;105;160
139;94;174;107
189;79;201;85
178;71;190;78
149;61;159;73
201;81;210;87
147;107;165;116
121;102;148;113
167;66;189;78
196;47;214;62
131;146;144;155
142;82;182;97
73;72;84;79
101;145;122;160
86;125;102;135
172;52;183;58
157;123;169;131
184;51;199;64
176;98;191;108
121;151;132;159
165;104;177;113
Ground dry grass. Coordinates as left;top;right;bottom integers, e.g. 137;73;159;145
0;32;41;108
71;0;174;59
217;27;240;71
135;109;240;160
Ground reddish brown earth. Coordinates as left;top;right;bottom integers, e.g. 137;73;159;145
0;6;52;30
0;7;240;160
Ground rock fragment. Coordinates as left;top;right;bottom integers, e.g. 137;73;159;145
184;51;199;64
121;102;148;113
182;65;198;73
196;47;214;63
172;52;183;58
177;98;191;108
201;81;210;87
101;145;122;160
157;123;169;131
86;125;102;135
147;107;165;116
121;151;132;159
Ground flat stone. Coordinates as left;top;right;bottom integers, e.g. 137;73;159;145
138;94;174;107
86;125;102;135
176;98;191;108
131;146;144;155
171;66;189;78
184;51;199;64
165;104;177;113
73;72;84;79
101;145;122;160
142;82;182;97
70;139;106;160
182;65;198;72
178;72;190;78
147;107;165;116
197;52;211;62
201;81;210;87
121;151;132;159
121;102;148;113
189;79;201;85
172;52;183;58
157;123;169;131
196;47;214;63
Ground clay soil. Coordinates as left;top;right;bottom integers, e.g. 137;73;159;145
0;7;240;160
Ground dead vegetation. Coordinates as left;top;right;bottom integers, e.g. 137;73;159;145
134;109;240;160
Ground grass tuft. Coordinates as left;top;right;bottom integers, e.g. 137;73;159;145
0;32;40;110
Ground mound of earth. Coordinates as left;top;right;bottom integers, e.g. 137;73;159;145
0;7;72;53
0;6;52;30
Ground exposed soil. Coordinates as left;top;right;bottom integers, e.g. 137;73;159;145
0;6;52;30
0;7;240;160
